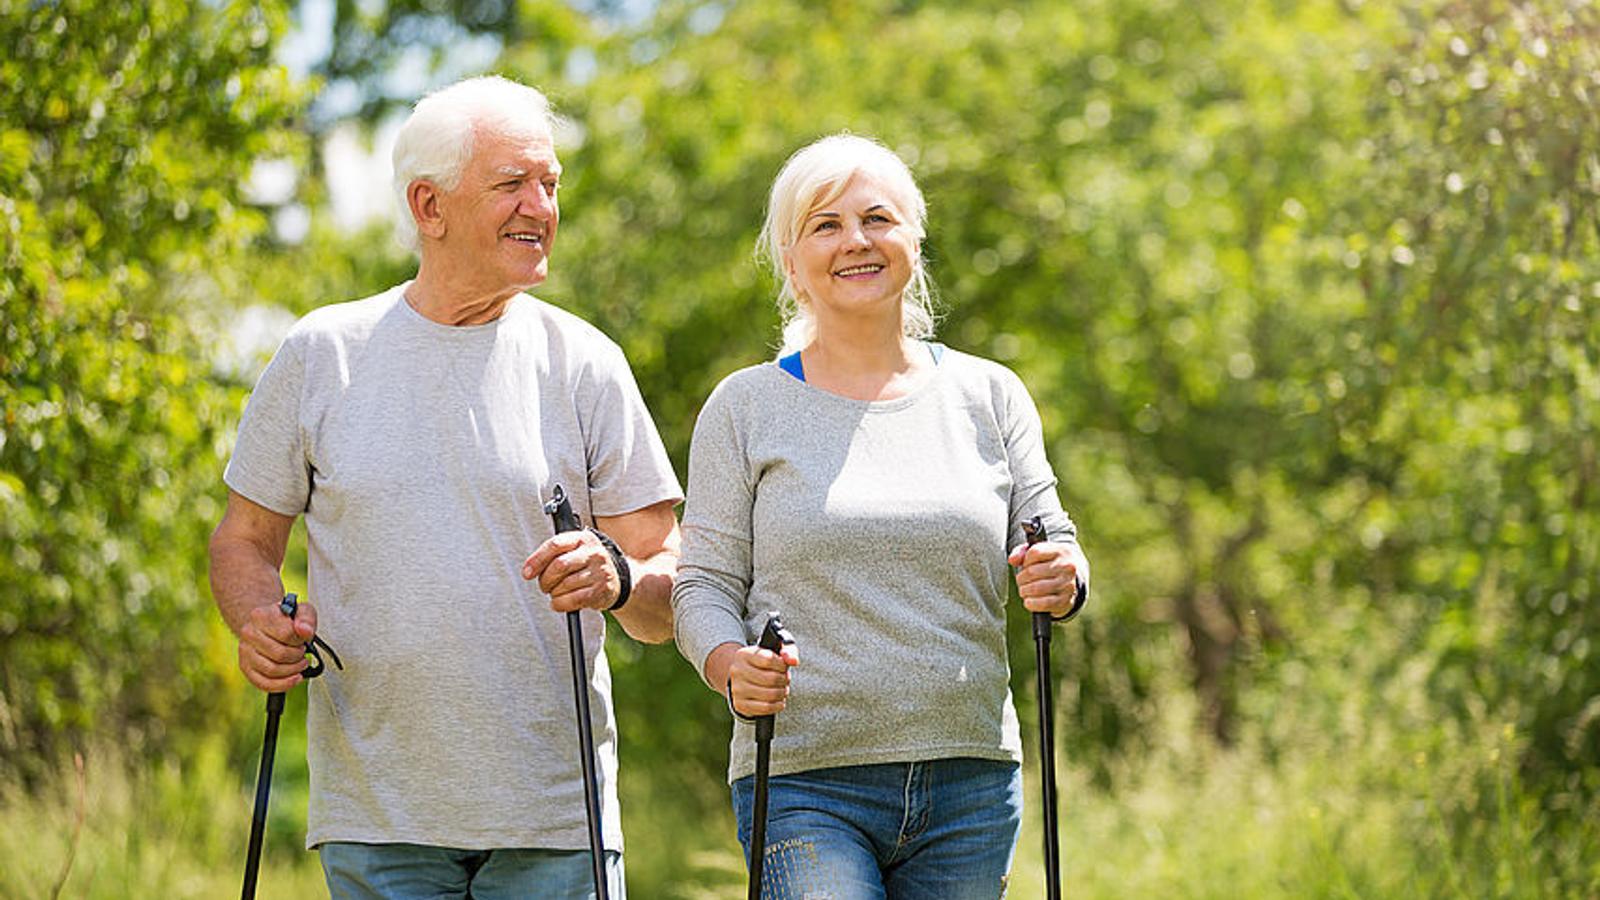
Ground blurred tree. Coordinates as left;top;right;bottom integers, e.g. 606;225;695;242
4;0;1594;889
1319;0;1600;809
0;0;307;780
498;0;1598;810
304;0;600;129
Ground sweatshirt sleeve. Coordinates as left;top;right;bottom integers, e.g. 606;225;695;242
671;379;758;687
999;366;1090;589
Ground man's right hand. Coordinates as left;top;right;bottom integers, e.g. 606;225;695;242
237;597;319;693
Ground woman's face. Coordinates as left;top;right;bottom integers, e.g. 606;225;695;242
785;172;918;329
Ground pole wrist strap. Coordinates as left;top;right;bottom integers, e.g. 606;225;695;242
587;528;632;611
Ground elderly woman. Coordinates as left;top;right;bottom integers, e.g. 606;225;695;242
672;133;1090;897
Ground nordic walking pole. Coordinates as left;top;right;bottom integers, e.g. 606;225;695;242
1020;516;1085;900
242;593;342;900
543;484;610;900
241;681;285;900
747;612;795;900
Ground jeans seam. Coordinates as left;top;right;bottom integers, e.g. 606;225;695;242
894;762;916;854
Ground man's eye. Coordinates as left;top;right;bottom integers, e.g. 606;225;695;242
544;181;560;194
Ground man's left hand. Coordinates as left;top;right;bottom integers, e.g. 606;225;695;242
523;531;621;612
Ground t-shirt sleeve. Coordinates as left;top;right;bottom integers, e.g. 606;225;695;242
224;336;312;516
1000;367;1089;584
577;341;684;517
672;381;757;687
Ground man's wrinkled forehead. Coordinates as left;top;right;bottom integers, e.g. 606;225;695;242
493;158;562;179
469;122;560;171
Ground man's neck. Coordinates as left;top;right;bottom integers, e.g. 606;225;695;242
406;264;523;326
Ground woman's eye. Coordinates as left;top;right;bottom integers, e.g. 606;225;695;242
813;220;838;233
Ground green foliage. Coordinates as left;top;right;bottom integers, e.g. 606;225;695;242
1;0;1596;894
512;0;1600;811
1334;0;1600;806
309;0;596;126
0;0;308;778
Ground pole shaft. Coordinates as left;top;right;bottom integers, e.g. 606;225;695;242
1034;612;1060;900
567;611;610;900
241;691;285;900
748;730;772;900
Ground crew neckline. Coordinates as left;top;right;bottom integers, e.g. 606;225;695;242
770;342;950;411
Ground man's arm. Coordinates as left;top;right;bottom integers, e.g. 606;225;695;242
209;489;317;691
524;499;682;645
593;500;681;644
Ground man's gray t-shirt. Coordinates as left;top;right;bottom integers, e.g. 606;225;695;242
224;284;682;851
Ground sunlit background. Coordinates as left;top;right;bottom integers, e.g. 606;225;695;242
2;0;1597;896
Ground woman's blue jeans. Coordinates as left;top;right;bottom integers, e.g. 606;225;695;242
731;757;1022;900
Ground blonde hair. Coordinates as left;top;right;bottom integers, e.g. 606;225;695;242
391;75;557;252
756;134;937;355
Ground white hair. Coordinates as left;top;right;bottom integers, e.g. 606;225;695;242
391;75;556;252
757;133;937;355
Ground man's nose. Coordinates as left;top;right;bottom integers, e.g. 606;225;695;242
517;184;556;218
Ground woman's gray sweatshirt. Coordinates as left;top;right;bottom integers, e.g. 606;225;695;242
672;347;1084;783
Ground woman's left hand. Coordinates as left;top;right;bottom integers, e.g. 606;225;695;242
1007;540;1086;617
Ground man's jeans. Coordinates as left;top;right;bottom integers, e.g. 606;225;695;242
319;842;625;900
732;758;1022;900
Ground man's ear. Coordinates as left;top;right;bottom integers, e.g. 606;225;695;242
408;179;446;240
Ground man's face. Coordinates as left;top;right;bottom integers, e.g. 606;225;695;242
435;124;561;293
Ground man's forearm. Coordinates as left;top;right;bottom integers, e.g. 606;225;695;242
208;492;295;635
611;545;678;644
209;536;287;635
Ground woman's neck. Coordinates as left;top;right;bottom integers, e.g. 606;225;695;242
802;319;932;402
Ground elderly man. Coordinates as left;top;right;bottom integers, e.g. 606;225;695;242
208;76;680;898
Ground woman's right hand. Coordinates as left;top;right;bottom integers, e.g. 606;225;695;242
711;640;801;718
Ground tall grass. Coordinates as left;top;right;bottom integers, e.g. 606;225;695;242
2;721;1592;898
0;741;324;899
1008;727;1598;899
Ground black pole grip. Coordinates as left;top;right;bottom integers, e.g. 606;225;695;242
544;484;583;533
752;613;794;743
1022;516;1088;628
1022;517;1053;641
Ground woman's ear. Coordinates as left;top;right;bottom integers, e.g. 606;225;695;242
408;179;446;240
782;251;801;298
